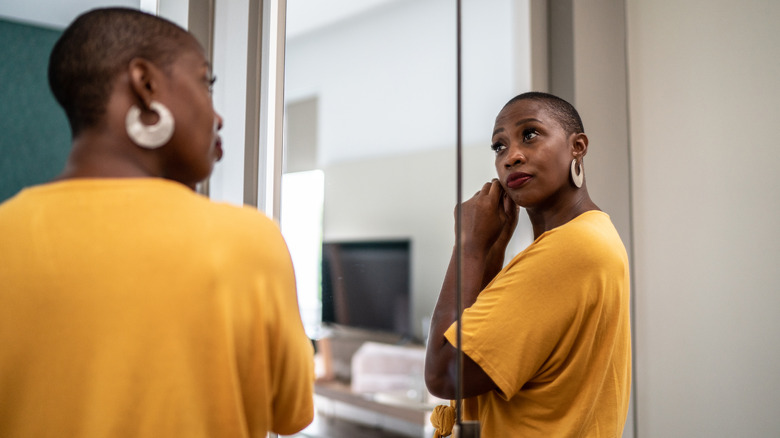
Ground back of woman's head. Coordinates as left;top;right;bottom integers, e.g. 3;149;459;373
48;8;191;137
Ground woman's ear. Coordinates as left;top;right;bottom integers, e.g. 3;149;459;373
127;58;157;108
571;132;589;159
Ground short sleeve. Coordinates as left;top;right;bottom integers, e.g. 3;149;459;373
444;229;588;400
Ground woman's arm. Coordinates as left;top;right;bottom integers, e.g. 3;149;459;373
424;180;518;399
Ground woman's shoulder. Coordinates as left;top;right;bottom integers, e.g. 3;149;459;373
546;210;617;240
121;179;285;249
197;196;273;224
535;210;626;264
191;196;282;239
185;198;291;266
564;210;617;237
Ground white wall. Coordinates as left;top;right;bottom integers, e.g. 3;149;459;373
285;0;527;166
626;1;780;436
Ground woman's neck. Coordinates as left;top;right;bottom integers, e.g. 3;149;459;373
526;188;600;239
55;131;160;181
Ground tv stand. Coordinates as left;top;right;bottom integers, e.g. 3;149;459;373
314;380;433;437
316;325;409;382
312;328;443;437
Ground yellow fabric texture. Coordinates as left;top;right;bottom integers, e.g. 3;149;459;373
444;211;631;437
0;178;314;438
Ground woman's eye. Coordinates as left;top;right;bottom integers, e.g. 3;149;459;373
523;129;538;142
206;76;217;93
491;142;506;154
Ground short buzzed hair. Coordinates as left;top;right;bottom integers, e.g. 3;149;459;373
503;92;585;136
48;8;193;137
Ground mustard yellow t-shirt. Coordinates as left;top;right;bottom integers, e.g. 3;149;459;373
445;211;631;437
0;178;314;437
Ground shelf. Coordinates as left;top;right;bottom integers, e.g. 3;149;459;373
314;380;432;426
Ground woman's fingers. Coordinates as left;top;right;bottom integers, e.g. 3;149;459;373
463;180;509;221
471;180;501;204
487;179;502;199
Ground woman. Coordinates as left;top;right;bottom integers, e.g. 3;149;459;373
425;92;631;437
0;8;313;437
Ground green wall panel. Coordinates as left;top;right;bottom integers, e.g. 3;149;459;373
0;19;68;202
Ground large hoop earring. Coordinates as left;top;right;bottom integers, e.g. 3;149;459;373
125;101;175;149
571;159;584;188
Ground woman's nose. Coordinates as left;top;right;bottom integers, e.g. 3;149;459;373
503;144;526;167
215;113;224;131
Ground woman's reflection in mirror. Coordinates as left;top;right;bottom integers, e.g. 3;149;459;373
425;92;631;437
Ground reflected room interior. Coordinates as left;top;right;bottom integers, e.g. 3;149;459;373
279;0;533;436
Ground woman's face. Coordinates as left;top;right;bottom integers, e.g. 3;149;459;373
491;99;576;209
157;41;223;187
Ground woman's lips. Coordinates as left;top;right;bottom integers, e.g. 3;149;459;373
507;172;532;189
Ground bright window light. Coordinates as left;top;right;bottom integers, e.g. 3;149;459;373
280;170;324;339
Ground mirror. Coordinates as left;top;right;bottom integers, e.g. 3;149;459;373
281;0;535;348
279;1;535;435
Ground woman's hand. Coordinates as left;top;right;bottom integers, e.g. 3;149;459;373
459;179;519;257
481;189;519;286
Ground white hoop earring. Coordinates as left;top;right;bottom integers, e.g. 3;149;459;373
125;101;175;149
571;159;584;188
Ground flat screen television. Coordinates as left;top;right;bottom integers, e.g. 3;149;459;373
321;240;411;338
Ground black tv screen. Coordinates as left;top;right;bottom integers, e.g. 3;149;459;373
321;240;410;336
